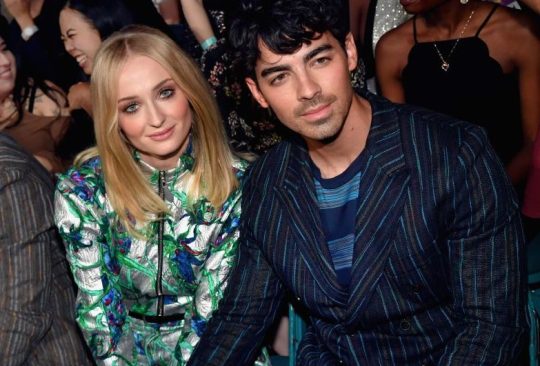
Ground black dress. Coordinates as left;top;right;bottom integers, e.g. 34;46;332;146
402;5;522;165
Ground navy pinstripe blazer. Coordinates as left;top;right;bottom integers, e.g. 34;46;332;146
188;93;528;365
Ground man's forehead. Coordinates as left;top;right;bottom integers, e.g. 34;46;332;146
254;32;334;68
256;40;286;67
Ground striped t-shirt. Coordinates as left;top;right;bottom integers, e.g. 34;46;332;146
311;152;365;288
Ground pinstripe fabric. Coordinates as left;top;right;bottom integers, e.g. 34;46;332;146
0;133;93;366
188;93;527;366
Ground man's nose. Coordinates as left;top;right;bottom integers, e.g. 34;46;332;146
297;71;322;100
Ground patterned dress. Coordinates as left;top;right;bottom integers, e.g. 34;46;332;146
54;150;268;365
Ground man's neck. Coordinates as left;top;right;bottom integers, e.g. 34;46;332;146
307;95;371;179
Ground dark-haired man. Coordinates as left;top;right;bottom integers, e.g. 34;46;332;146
187;0;527;364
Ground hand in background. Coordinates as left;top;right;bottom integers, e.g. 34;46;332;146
67;81;92;116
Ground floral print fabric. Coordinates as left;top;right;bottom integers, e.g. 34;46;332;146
54;152;265;365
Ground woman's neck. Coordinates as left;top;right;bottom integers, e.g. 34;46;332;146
30;0;45;19
424;0;477;36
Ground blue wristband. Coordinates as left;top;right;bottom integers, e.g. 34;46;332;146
200;36;217;51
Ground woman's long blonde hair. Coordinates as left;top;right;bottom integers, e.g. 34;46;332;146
78;25;238;231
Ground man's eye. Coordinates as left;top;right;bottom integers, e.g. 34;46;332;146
270;73;287;85
314;57;330;65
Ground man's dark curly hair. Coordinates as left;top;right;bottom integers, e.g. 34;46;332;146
229;0;348;80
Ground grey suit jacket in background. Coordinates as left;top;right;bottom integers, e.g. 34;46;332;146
0;133;93;365
188;93;528;365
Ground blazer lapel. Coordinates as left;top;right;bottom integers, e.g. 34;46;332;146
274;142;349;306
345;95;411;325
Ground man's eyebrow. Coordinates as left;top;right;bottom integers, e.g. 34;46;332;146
260;65;290;78
304;44;333;62
259;43;334;78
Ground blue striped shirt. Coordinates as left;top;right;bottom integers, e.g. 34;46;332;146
312;153;365;287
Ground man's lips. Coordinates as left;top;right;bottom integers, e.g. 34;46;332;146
301;103;331;120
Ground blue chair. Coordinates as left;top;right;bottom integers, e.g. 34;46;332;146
269;304;308;366
288;303;307;365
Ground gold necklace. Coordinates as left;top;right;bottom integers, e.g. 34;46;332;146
432;9;476;72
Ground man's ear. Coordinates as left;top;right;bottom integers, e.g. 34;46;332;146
344;32;358;72
245;77;270;108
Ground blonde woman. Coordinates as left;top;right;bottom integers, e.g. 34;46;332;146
54;25;268;365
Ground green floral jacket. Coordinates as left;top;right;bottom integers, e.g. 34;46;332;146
54;151;265;365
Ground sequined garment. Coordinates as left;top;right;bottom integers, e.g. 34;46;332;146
54;151;268;365
372;0;411;53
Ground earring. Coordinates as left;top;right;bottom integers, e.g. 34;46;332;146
460;0;469;4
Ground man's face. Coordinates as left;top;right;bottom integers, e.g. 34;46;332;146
246;32;358;144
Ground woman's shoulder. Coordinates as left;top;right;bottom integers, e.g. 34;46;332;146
26;79;69;117
480;3;540;61
56;155;104;192
231;154;251;177
482;3;539;35
376;17;416;59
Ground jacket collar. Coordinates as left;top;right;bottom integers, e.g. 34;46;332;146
275;92;411;315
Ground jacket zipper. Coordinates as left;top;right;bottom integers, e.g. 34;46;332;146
156;170;166;316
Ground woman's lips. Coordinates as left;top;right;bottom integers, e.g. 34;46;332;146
148;126;174;141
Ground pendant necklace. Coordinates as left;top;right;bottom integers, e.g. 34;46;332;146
432;9;476;72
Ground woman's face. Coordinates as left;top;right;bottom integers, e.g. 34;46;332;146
59;7;102;75
0;36;16;98
116;55;192;170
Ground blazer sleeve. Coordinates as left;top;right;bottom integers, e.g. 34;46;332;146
439;126;528;365
187;183;286;366
54;176;125;365
0;168;54;365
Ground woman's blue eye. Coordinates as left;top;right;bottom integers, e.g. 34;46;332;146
124;103;139;113
160;88;174;98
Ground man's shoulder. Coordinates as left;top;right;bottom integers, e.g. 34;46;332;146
369;93;487;150
0;134;50;189
0;133;34;167
245;139;297;188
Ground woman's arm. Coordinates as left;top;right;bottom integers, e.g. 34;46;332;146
179;0;215;45
67;82;93;116
375;27;409;103
507;13;540;184
54;172;125;364
176;190;243;363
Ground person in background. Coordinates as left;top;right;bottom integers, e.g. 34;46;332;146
187;0;527;364
2;0;81;91
54;25;269;365
521;0;540;241
376;0;540;188
0;132;92;365
180;0;216;49
58;0;173;116
0;15;71;173
523;129;540;240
